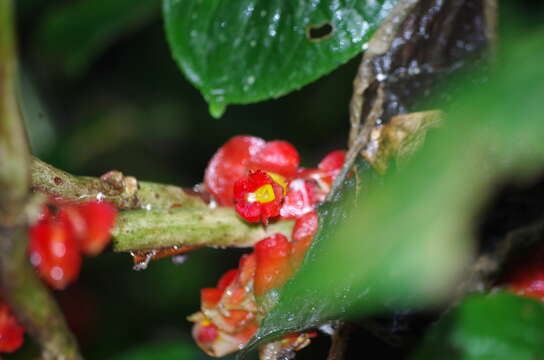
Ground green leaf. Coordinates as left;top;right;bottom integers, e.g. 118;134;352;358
411;293;544;360
239;31;544;355
163;0;399;116
36;0;160;75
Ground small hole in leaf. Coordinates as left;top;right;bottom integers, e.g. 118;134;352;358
307;22;333;42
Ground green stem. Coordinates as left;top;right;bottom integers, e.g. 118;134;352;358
113;207;294;252
31;157;207;210
0;2;82;359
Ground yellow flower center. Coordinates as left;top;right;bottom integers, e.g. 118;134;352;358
248;184;276;203
267;172;288;195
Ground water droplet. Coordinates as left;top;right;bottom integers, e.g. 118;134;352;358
246;75;255;85
172;255;187;265
209;102;227;118
142;204;152;211
50;266;64;281
376;73;387;81
250;40;257;47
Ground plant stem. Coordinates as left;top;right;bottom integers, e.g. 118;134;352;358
0;1;82;359
31;157;208;210
112;207;294;252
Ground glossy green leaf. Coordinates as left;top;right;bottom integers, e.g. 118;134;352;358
163;0;399;116
411;293;544;360
36;0;159;75
240;31;544;355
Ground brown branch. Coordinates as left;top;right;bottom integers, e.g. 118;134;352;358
348;0;419;148
326;322;356;360
0;1;82;358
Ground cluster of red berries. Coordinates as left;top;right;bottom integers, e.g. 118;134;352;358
0;200;117;354
191;136;344;356
29;200;117;290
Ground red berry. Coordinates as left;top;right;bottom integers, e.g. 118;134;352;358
280;179;317;219
204;136;265;206
234;170;286;224
196;321;219;344
71;201;117;256
248;140;300;178
292;211;319;242
290;211;318;269
254;234;292;297
506;257;544;300
0;303;24;353
238;253;256;286
29;217;82;290
201;288;223;308
318;150;346;173
317;150;346;187
217;269;239;292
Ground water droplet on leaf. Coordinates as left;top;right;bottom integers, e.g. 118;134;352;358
209;102;227;118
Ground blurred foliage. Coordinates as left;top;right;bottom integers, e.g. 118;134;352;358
35;0;160;75
244;26;544;354
411;293;544;359
163;0;398;116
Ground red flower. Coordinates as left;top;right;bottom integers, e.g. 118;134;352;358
204;136;300;206
0;302;24;353
204;136;266;206
234;170;286;224
29;215;82;290
254;234;292;297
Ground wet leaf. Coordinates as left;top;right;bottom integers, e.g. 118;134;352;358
163;0;399;116
411;293;544;360
239;30;544;356
36;0;159;75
